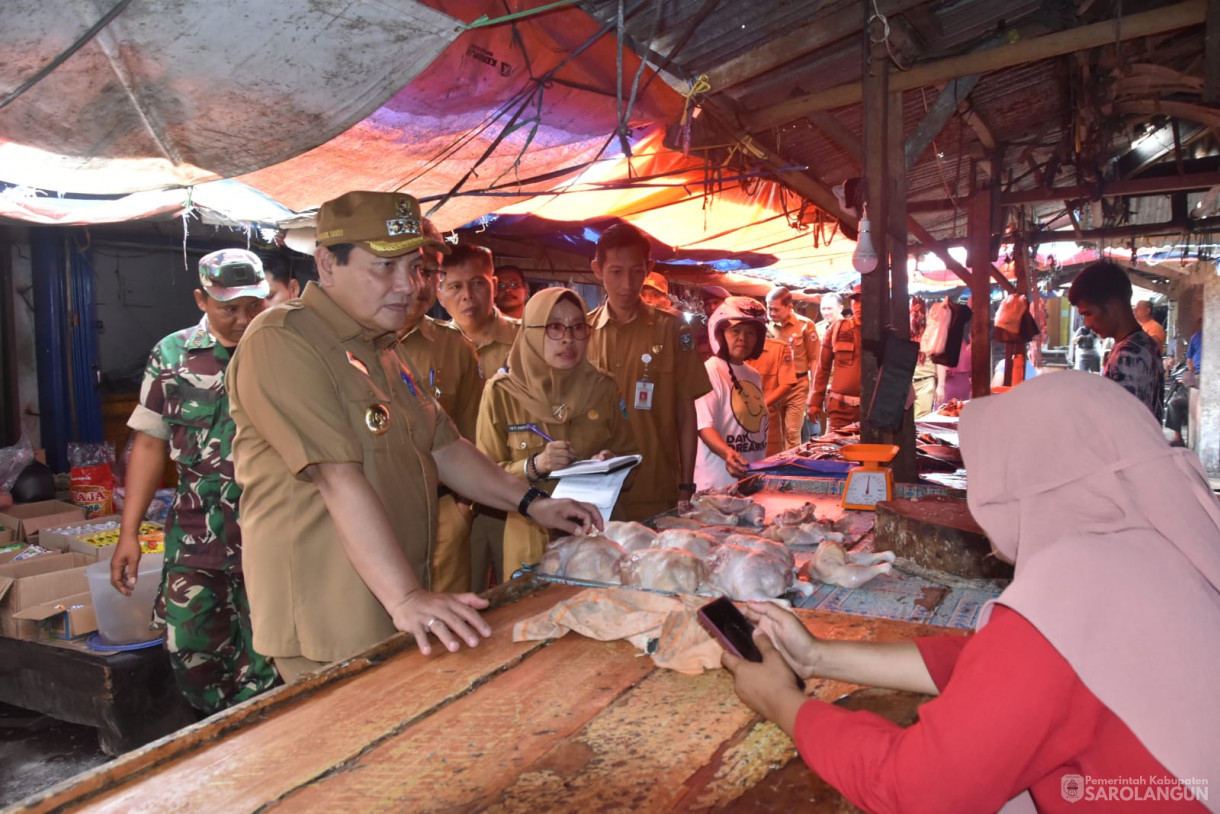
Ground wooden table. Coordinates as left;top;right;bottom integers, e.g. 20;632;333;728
0;635;195;756
14;579;960;813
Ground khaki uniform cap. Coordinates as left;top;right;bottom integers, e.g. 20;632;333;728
316;191;450;258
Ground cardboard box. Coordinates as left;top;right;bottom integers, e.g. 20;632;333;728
40;516;163;561
0;501;86;543
0;525;13;545
41;514;123;559
13;591;97;640
0;552;92;639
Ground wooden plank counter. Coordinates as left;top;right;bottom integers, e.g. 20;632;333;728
12;579;962;814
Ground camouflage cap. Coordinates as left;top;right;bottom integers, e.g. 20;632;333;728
642;271;669;295
316;191;451;258
198;249;270;302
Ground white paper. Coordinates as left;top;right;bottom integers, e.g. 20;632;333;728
549;454;642;478
551;467;635;524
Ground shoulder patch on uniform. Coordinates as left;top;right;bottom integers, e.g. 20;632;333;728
619;397;630;420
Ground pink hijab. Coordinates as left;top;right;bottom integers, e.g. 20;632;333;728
960;371;1220;813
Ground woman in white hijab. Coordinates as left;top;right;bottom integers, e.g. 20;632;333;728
723;372;1219;813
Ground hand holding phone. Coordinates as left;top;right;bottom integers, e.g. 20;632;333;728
697;597;763;662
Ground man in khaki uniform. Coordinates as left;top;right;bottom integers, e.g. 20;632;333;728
399;223;483;593
435;242;522;589
227;191;599;681
760;286;819;452
436;244;520;378
586;223;712;521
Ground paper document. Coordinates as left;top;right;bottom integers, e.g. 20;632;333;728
549;454;642;478
550;456;641;523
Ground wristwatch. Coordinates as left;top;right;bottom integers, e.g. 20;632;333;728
517;486;549;518
678;482;697;492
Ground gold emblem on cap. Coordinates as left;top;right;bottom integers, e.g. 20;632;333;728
365;404;391;435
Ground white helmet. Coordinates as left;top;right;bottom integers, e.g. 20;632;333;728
708;296;767;360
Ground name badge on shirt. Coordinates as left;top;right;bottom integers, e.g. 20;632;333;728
634;379;655;410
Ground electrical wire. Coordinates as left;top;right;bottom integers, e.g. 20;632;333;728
0;0;134;110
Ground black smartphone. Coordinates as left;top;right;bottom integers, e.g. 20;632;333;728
697;597;763;662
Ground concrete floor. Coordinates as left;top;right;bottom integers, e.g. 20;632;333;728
0;702;110;807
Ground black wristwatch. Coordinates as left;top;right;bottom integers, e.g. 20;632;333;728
678;482;697;492
517;486;549;518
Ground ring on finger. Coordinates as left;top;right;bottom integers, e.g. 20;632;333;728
425;617;436;630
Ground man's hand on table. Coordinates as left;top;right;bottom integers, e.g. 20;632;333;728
526;497;604;535
391;590;492;656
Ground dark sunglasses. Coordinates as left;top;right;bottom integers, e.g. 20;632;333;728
530;321;591;341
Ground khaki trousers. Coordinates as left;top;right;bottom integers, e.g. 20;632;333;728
431;493;474;593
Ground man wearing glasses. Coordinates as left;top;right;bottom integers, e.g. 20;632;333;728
493;265;528;320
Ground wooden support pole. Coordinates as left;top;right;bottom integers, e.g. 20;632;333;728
748;0;1206;129
1204;0;1220;105
861;33;889;445
968;191;993;398
904;75;980;170
888;89;918;483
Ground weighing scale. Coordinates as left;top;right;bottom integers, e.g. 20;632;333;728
840;443;899;511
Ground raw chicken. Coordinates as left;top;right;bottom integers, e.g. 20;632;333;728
680;502;738;526
771;502;821;527
603;521;658;553
803;542;895;588
721;533;794;570
706;544;793;600
654;529;717;559
692;493;755;515
763;523;847;547
652;516;705;531
738;502;766;528
538;535;626;584
620;548;708;594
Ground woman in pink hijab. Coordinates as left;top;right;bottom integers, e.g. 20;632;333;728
723;371;1219;813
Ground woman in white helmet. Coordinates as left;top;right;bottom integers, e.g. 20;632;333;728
694;297;770;490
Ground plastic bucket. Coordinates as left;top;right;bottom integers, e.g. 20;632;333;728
85;553;163;646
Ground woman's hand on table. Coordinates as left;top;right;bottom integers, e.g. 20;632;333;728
722;634;809;736
743;601;823;680
389;590;492;656
536;440;576;476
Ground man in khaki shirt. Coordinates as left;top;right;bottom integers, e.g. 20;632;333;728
227;191;599;681
435;243;522;589
399;227;483;593
586;223;712;521
761;286;820;451
809;291;863;433
436;244;520;378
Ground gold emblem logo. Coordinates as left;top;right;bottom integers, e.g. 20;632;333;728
364;404;391;435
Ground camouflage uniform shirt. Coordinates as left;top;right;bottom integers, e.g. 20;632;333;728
128;315;242;571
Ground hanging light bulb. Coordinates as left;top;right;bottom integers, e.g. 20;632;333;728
853;205;878;274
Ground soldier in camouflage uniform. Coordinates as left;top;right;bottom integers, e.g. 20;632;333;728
110;249;280;714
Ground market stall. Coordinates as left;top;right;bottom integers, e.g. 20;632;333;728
16;578;962;813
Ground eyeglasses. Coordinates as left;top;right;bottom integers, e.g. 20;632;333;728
496;280;523;291
530;321;591;341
